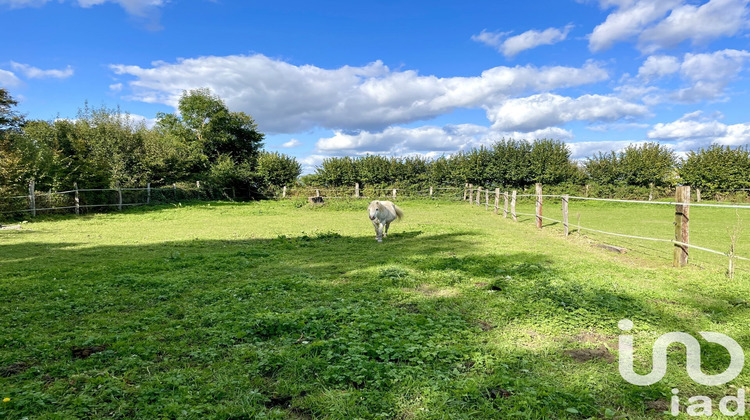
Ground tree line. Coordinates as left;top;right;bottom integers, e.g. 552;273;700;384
2;87;748;200
308;140;750;196
0;88;301;198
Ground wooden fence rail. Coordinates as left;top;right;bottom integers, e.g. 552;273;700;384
466;183;749;277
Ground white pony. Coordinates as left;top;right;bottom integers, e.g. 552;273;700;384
367;200;404;242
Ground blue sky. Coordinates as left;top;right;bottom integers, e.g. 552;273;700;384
2;0;749;173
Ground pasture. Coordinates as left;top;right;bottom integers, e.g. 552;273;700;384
1;199;749;419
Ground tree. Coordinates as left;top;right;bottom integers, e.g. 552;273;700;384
256;151;302;187
680;145;750;192
316;157;358;186
585;151;620;185
155;88;265;180
618;142;675;187
528;139;575;185
488;139;532;187
0;88;25;132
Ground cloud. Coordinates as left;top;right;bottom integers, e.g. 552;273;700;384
485;93;649;132
587;0;749;53
588;0;681;52
313;124;574;156
620;49;750;104
567;140;646;159
0;69;22;87
672;49;750;102
281;139;302;148
647;111;750;146
637;55;680;80
473;25;574;57
111;53;610;134
638;0;750;53
10;62;74;79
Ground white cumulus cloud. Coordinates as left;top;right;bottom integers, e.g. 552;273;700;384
485;93;649;132
473;25;574;58
637;55;680;80
314;124;574;156
648;111;750;146
638;0;750;53
10;62;74;79
0;69;22;87
588;0;749;53
281;139;302;148
588;0;681;52
111;54;610;134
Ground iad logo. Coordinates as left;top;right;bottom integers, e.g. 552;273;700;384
618;319;746;416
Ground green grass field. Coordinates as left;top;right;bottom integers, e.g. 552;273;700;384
1;199;749;419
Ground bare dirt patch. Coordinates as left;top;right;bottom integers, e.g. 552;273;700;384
563;345;615;363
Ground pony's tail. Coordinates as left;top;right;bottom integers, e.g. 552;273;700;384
394;205;404;220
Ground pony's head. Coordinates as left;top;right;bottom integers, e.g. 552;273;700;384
368;201;381;220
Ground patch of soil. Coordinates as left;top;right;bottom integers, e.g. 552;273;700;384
264;395;292;409
474;282;488;288
563;345;614;363
646;399;671;412
71;344;109;359
475;319;495;331
486;388;512;399
574;331;616;346
0;361;30;377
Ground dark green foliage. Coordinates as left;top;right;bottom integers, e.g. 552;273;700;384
618;142;675;187
314;139;577;188
528;139;576;185
585;142;676;187
0;88;25;132
0;88;300;197
679;145;750;193
256;151;302;187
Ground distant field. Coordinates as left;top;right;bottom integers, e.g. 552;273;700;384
1;199;749;419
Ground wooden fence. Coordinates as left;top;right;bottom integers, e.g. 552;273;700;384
463;183;750;278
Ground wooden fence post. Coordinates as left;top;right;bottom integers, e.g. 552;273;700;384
117;186;123;211
476;187;481;206
535;183;543;230
494;188;500;215
282;186;287;198
74;182;80;215
468;184;473;203
674;185;690;267
649;182;654;201
393;188;397;199
355;183;360;198
429;186;433;197
463;183;468;201
503;191;509;218
696;188;701;202
485;188;489;210
562;194;569;236
585;184;590;197
147;183;151;204
29;179;36;217
315;189;320;197
511;190;517;222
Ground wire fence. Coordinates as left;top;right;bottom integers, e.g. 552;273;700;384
466;184;748;277
2;180;747;275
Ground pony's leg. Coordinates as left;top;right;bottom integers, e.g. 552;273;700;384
372;220;382;241
384;221;391;237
